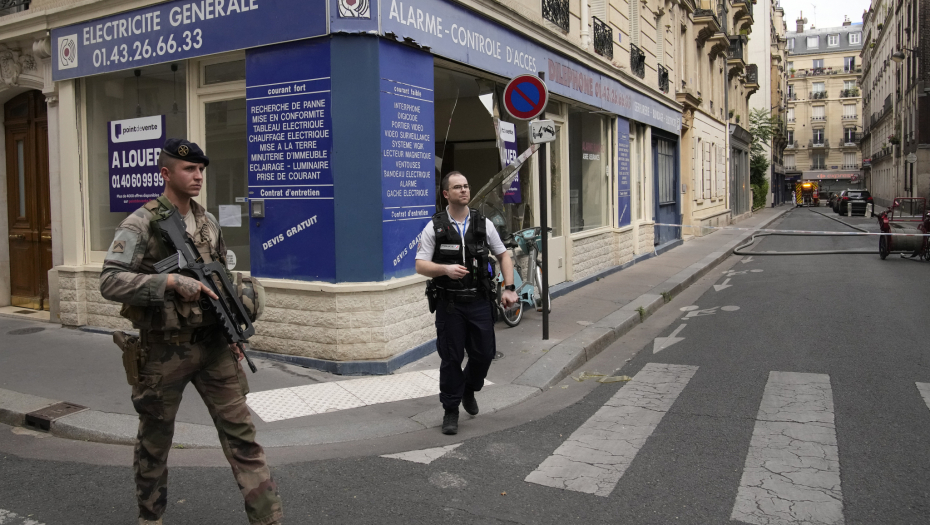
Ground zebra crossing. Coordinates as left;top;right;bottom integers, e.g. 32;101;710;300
514;365;930;523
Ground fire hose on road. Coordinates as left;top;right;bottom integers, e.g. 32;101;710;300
732;208;878;256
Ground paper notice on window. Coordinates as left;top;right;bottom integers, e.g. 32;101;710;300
219;205;242;227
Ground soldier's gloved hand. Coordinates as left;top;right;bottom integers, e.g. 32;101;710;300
444;264;468;280
168;274;219;302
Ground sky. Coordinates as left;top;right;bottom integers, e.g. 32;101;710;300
778;0;874;31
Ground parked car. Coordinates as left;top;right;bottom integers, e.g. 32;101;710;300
832;191;846;213
828;192;841;211
837;190;873;216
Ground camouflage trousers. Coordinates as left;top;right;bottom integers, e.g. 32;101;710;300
131;333;283;524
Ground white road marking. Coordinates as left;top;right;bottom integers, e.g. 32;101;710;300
916;383;930;410
731;372;844;525
524;363;698;496
714;278;732;292
750;269;763;273
653;324;687;353
720;305;740;312
0;509;45;524
680;305;700;312
381;443;463;464
247;371;492;422
740;256;755;264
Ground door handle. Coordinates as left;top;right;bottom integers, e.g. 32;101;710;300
41;234;52;241
9;234;24;240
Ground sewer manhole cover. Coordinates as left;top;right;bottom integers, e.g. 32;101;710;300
8;327;45;335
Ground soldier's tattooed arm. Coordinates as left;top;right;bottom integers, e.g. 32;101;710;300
167;274;219;302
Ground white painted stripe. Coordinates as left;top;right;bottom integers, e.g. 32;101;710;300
246;370;491;422
0;508;45;525
381;443;462;464
524;363;698;496
916;383;930;409
731;372;844;525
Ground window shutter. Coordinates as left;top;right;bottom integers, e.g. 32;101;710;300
630;0;639;46
703;142;712;200
591;0;607;24
693;137;699;200
716;145;726;198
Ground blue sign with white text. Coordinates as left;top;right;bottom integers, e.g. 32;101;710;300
246;39;336;281
381;0;681;134
380;40;435;279
51;0;327;81
617;118;631;228
108;115;166;212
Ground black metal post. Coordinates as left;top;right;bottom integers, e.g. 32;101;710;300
537;72;549;340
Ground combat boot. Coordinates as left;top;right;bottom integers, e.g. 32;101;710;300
442;408;459;435
462;388;479;416
139;518;162;525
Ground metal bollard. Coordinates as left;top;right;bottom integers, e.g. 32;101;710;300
847;204;852;217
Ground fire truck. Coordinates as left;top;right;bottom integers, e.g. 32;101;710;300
795;181;820;207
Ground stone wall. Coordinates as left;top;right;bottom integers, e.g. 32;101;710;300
637;225;655;253
56;267;434;362
570;229;638;281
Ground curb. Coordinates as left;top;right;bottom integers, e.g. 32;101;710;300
513;208;791;390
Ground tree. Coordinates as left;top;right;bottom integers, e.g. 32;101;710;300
748;108;777;208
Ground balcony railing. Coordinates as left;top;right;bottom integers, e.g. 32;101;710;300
728;36;745;61
733;0;753;20
840;88;860;98
811;91;828;100
810;139;828;148
842;113;858;120
746;64;758;85
786;140;798;148
811;163;827;170
787;116;796;122
658;64;669;93
788;92;798;100
592;16;613;59
884;94;892;113
843;67;862;74
811;115;826;122
542;0;569;33
843;132;861;144
693;8;720;27
630;43;645;79
0;0;29;16
842;164;860;169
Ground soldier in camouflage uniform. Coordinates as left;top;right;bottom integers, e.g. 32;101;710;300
100;139;283;525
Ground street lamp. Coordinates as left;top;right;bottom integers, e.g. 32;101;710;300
891;47;918;63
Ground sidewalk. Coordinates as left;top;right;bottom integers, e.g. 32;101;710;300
0;207;792;448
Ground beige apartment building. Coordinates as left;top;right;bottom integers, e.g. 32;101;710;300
785;16;865;198
860;0;927;207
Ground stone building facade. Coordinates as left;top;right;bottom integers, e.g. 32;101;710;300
785;16;865;199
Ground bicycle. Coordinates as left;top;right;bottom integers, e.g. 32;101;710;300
492;226;552;327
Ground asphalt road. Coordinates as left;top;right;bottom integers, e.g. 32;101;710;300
3;207;930;524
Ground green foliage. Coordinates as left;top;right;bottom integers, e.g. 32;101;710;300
748;108;777;191
636;306;646;321
751;180;769;209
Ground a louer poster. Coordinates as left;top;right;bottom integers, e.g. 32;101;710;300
499;121;521;204
108;115;166;213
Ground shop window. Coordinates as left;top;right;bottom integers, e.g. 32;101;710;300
85;63;188;252
205;99;249;270
433;67;531;239
203;59;246;85
568;109;608;233
656;140;675;204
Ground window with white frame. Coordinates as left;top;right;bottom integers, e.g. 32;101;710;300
788;38;795;50
849;32;861;44
812;82;825;93
787;130;794;143
828;34;839;46
843;104;856;118
844;57;855;72
807;36;819;48
844;152;856;167
812;106;825;121
844;80;856;90
785;155;795;168
787;108;795;121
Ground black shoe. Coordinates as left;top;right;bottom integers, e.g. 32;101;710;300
462;389;479;416
442;409;459;435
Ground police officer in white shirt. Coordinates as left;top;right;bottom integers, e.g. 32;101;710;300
416;171;519;435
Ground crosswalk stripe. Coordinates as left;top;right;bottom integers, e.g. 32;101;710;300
731;372;844;525
0;508;45;525
915;383;930;410
524;362;698;496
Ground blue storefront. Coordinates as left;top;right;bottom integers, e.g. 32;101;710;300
53;0;682;365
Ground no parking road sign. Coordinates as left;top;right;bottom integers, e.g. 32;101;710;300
503;74;548;120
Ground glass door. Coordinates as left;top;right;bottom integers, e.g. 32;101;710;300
204;98;249;270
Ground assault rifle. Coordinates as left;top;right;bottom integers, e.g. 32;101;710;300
152;208;258;373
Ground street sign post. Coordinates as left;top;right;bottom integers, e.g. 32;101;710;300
503;75;549;121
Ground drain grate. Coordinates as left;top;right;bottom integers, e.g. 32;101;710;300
8;327;45;335
25;402;88;431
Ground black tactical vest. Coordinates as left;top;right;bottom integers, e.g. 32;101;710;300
430;208;493;294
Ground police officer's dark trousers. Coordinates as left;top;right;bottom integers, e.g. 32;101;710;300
435;298;496;410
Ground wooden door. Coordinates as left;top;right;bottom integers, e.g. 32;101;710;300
5;91;51;310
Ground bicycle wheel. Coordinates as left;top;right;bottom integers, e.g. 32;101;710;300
501;301;523;327
533;267;552;313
